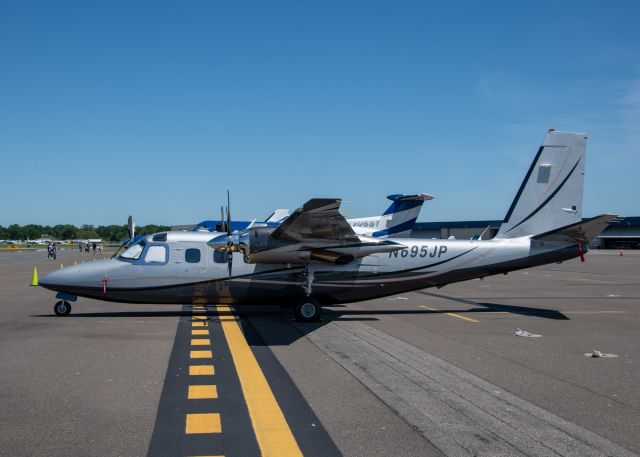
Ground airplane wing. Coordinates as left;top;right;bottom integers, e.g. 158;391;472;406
270;198;359;243
226;198;403;265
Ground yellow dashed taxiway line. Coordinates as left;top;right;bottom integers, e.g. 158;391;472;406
188;384;218;399
217;304;303;457
191;338;211;346
190;350;213;359
185;413;221;434
419;305;480;323
189;365;215;376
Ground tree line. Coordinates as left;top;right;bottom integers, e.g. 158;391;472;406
0;224;172;242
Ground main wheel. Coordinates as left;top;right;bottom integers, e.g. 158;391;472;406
294;299;321;322
54;300;71;316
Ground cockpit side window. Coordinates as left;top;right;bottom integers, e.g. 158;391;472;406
119;240;146;260
144;245;167;263
185;248;201;263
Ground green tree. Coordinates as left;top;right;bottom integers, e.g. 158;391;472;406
77;224;99;239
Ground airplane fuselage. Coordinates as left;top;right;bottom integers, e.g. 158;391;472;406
40;233;581;307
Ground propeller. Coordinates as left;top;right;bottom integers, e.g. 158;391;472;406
127;215;135;239
112;215;135;259
209;190;241;281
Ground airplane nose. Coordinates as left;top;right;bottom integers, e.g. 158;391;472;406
39;261;109;293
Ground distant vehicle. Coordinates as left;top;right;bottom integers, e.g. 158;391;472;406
41;130;615;322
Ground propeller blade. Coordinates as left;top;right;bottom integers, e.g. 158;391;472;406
227;251;233;281
127;215;135;239
220;206;225;233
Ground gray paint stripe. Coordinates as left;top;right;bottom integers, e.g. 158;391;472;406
301;321;636;457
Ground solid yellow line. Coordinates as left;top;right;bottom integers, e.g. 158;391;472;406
192;330;210;336
218;304;302;457
191;338;211;346
190;350;213;359
190;365;215;376
185;413;221;434
188;385;218;399
420;305;480;323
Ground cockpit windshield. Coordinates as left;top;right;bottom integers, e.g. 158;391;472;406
118;240;147;260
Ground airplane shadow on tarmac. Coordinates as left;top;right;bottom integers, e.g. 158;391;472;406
234;303;567;348
30;298;569;322
30;298;568;348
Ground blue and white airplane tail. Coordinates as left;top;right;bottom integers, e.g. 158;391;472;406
497;130;586;238
349;193;433;238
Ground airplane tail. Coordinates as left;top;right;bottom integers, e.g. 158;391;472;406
497;130;586;238
375;193;433;237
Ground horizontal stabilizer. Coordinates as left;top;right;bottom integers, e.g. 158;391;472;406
264;208;289;223
532;214;618;243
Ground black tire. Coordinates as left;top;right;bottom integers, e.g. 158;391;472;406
54;300;71;316
294;299;321;322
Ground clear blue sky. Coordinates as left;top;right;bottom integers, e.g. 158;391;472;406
1;1;638;226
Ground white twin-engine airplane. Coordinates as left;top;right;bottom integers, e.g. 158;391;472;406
40;130;616;322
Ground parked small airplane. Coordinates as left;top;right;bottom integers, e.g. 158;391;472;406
188;193;433;238
40;130;615;321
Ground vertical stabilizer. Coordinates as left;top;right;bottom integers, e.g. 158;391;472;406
376;193;433;237
497;130;586;238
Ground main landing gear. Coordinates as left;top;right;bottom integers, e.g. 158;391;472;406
54;300;71;316
294;265;322;322
294;298;322;322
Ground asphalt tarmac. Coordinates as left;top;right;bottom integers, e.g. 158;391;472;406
0;248;638;456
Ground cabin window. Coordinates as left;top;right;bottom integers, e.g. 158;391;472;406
185;248;201;263
213;250;229;263
144;245;167;263
537;164;551;183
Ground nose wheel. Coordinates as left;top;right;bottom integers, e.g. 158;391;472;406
294;298;322;322
54;300;71;316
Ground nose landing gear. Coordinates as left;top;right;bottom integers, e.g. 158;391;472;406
54;300;71;316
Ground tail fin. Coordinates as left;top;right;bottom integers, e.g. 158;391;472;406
497;130;586;238
376;193;433;237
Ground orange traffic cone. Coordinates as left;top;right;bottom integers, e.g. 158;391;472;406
30;266;39;286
